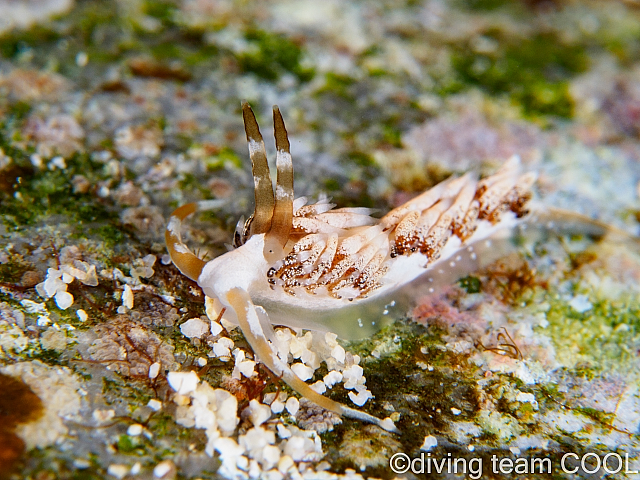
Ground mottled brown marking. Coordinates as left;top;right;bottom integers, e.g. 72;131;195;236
0;373;44;477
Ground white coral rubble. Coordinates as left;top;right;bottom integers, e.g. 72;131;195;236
168;373;325;480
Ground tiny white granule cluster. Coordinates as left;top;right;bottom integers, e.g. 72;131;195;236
100;254;156;287
100;254;157;314
270;329;374;407
167;372;325;480
35;246;99;310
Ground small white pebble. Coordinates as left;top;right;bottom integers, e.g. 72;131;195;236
127;424;143;436
213;341;231;358
569;294;592;313
130;462;141;475
153;460;175;478
278;455;294;474
76;51;88;67
323;370;343;388
180;317;210;339
271;399;285;414
468;444;475;451
76;309;88;322
210;320;223;336
248;399;272;426
73;459;91;469
262;445;282;471
510;446;521;455
54;291;74;310
451;407;461;415
147;399;162;411
277;424;291;439
122;285;134;309
515;392;536;403
196;357;207;367
30;153;43;169
331;344;346;363
148;362;160;379
48;156;67;170
285;397;299;416
348;388;373;406
107;464;129;479
420;435;438;451
310;380;326;394
342;364;364;389
290;363;313;381
20;299;47;314
237;360;256;378
93;409;115;423
324;332;338;347
160;294;174;304
379;417;397;432
167;371;199;395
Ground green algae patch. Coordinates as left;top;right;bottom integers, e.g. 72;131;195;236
337;320;482;450
461;0;511;11
237;28;314;82
458;275;482;294
544;292;640;373
330;425;402;477
142;0;178;26
452;33;589;118
0;25;62;60
0;141;128;246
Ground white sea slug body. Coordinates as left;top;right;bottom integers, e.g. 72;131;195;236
166;103;535;432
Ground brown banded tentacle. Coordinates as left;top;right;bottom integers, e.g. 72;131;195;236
264;106;294;261
165;203;207;281
242;102;275;236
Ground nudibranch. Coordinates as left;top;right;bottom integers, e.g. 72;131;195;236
166;103;536;432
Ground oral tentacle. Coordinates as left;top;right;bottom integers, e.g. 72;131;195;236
242;102;275;236
263;106;295;262
166;200;225;281
225;287;398;433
